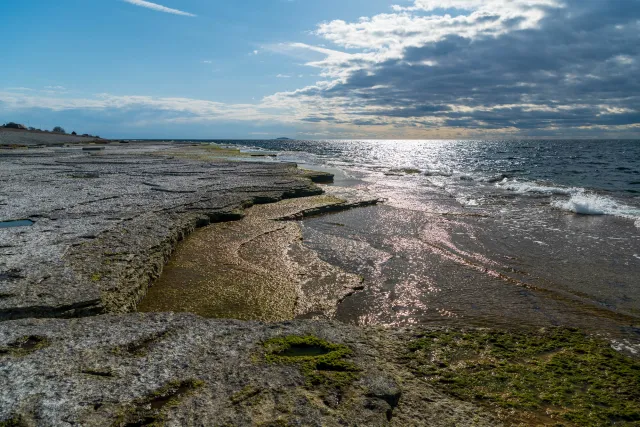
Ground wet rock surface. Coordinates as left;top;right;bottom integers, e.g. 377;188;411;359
0;313;499;427
0;143;322;319
138;195;376;321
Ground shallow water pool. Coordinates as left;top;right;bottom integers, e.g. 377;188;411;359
0;219;34;228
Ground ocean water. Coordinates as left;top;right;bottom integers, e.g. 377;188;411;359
214;139;640;347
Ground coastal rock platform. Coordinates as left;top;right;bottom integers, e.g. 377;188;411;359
0;143;324;319
2;142;638;426
0;142;496;426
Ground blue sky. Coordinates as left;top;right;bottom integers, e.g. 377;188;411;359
1;0;639;139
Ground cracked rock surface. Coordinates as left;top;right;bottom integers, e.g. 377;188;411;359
0;143;322;319
0;313;499;427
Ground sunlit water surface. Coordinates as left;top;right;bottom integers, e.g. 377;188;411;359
210;139;640;347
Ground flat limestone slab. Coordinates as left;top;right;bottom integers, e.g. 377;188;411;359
0;143;322;320
0;313;499;427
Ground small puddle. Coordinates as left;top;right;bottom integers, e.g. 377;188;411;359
277;343;332;358
0;219;34;229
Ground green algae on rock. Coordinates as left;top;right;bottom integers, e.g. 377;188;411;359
299;169;335;184
0;417;28;427
230;385;264;405
0;314;507;426
159;142;253;161
264;335;361;388
404;328;640;426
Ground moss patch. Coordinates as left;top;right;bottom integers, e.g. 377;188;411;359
0;417;28;427
113;379;204;427
264;335;360;389
230;385;263;405
404;328;640;426
0;335;49;357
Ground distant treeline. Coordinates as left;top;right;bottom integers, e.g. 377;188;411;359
1;122;99;138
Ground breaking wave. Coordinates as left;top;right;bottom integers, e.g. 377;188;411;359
552;192;640;221
497;179;640;226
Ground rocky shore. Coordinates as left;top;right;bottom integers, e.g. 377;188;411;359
0;142;326;319
0;313;501;427
1;140;639;426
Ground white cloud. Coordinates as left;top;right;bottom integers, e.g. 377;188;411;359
2;0;637;138
4;87;34;92
0;90;301;125
122;0;196;17
393;0;560;12
315;5;557;54
1;87;636;138
266;0;562;84
613;55;635;65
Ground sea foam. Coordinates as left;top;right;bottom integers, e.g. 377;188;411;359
551;192;640;220
496;178;575;195
497;179;640;226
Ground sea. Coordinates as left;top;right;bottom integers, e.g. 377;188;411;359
206;139;640;350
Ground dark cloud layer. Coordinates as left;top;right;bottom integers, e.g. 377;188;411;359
301;1;640;133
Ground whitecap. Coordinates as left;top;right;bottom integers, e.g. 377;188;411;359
551;192;640;226
498;179;640;226
481;173;510;183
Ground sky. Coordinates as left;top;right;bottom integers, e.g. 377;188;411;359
1;0;639;139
